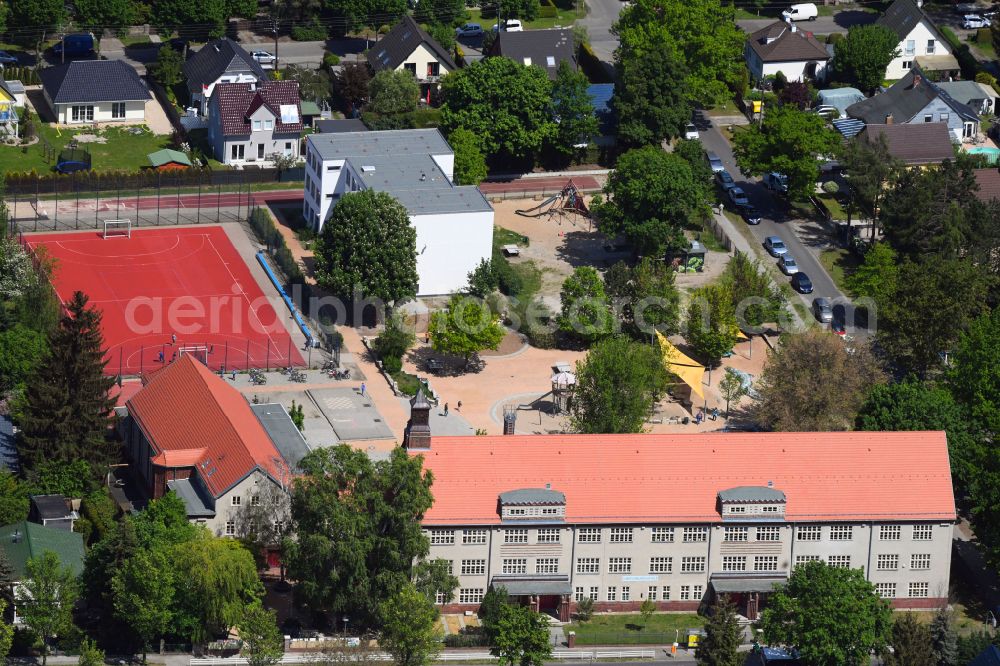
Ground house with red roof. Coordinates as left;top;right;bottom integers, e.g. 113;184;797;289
122;355;309;537
206;80;302;167
403;400;955;620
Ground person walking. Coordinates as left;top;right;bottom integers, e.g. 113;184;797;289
444;403;449;417
457;400;462;412
360;382;366;397
171;333;176;345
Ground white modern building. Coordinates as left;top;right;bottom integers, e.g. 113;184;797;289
302;129;494;296
877;0;956;81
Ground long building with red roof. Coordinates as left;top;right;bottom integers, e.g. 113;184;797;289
404;401;955;620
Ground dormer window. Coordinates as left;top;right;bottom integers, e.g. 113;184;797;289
499;488;565;522
718;486;787;521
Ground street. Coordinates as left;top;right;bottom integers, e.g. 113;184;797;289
578;0;624;62
737;9;876;36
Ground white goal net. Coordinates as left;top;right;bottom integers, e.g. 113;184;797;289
177;345;209;365
102;219;132;239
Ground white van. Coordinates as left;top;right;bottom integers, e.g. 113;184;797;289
782;2;818;21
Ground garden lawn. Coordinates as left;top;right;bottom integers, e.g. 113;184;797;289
467;5;584;30
820;247;860;296
0;123;171;173
566;613;704;645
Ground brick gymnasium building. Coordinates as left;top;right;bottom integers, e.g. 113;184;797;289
403;394;956;621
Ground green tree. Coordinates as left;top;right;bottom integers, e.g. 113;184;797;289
732;105;841;201
151;46;185;87
833;25;901;93
17;291;115;486
558;267;614;345
612;0;744;107
845;242;897;305
335;62;371;108
696;594;741;666
885;613;934;666
760;561;891;666
449;128;488;186
286;446;434;629
289;401;304;430
78;638;103;666
549;60;599;160
151;0;225;38
841;133;903;231
369;70;420;115
685;284;739;365
111;550;173;663
413;0;465;27
227;0;259;17
673;139;714;200
73;0;135;34
596;146;706;257
753;328;884;431
314;191;418;306
373;312;415;373
466;259;500;298
283;65;333;104
429;295;505;368
930;609;958;666
639;598;656;627
491;605;551;666
612;40;691;146
441;57;554;165
380;582;441;666
19;551;79;666
240;601;283;666
0;324;46;395
479;586;510;634
0;598;13;662
10;0;65;37
0;471;23;528
412;559;459;605
0;233;38;301
603;258;681;337
720;251;785;329
570;336;670;433
574;597;593;623
718;368;746;418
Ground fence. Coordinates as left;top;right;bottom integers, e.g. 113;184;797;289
188;649;657;665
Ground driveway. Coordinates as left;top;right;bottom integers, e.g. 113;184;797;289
580;0;624;62
144;94;174;135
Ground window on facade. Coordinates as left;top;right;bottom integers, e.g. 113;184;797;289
576;558;600;574
911;554;931;570
830;525;853;541
648;586;658;601
225;521;235;536
461;559;486;575
940;113;950;122
651;527;674;543
232;496;241;506
608;557;632;574
662;586;671;600
965;122;976;138
728;506;746;514
694;585;703;599
795;555;820;566
754;556;779;572
924;114;934;123
502;558;527;575
459;588;484;603
434;591;446;604
431;530;455;545
797;526;821;541
427;62;440;77
621;586;631;601
762;505;780;513
537;528;560;543
756;527;780;542
284;141;293;156
463;529;487;544
722;556;746;572
828;555;851;568
905;39;915;55
876;583;896;598
504;529;528;544
649;557;672;573
589;587;599;600
264;119;274;130
683;527;708;543
724;527;748;542
606;587;617;601
404;63;417;75
680;586;692;601
909;582;929;598
250;495;260;507
681;557;706;573
575;587;584;602
536;558;559;574
508;508;526;516
71;105;92;122
257;144;265;159
927;39;936;54
877;554;899;570
880;525;902;541
327;164;341;171
902;60;913;70
253;120;262;130
578;528;601;543
112;102;126;119
912;525;933;541
610;528;633;543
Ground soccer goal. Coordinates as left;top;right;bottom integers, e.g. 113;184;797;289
102;219;132;239
177;345;210;365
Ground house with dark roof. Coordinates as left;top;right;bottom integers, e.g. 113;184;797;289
122;355;305;536
856;123;956;166
0;521;84;625
368;16;456;100
847;71;979;143
935;80;999;115
973;168;1000;203
744;21;830;83
28;495;78;532
489;29;576;80
876;0;956;80
183;38;268;116
207;80;302;166
39;60;150;125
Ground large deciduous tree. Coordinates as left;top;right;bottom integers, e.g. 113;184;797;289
19;551;79;666
10;0;65;37
685;284;740;366
612;40;691;146
549;60;599;161
239;602;284;666
720;251;785;330
490;605;552;666
335;62;372;110
833;25;901;93
429;295;505;368
885;614;934;666
570;336;670;434
558;267;615;345
73;0;135;35
696;595;741;666
379;583;441;666
111;550;174;663
151;0;225;38
732;105;841;201
603;258;681;337
752;328;884;431
841;133;903;232
760;561;891;666
314;191;418;306
844;242;897;306
448;128;488;186
368;70;420;115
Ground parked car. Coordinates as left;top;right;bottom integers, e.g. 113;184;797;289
791;272;813;293
813;105;838;118
684;123;698;140
813;297;833;323
455;23;484;37
706;151;725;173
251;50;276;65
52;32;95;58
763;172;789;194
728;187;749;206
0;51;17;65
764;236;788;257
782;2;817;21
715;170;736;191
737;204;762;225
778;255;799;275
963;14;990;28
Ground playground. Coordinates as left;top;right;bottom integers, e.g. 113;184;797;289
24;225;305;376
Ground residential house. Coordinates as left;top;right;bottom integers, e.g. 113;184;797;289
0;79;19;138
367;15;457;101
846;71;979;143
935;80;999;115
39;60;150;125
302;129;493;295
744;21;831;83
856;123;956;166
973;168;1000;202
183;38;268;116
28;495;78;532
207;81;302;166
122;355;307;536
876;0;956;80
404;403;955;620
489;29;576;80
0;521;84;625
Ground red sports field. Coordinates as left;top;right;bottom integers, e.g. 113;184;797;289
26;226;305;376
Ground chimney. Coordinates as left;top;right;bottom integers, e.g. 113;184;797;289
503;405;516;435
885;113;894;125
403;388;432;449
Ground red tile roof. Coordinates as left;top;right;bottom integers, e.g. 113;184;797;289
127;355;283;497
411;432;955;525
214;81;302;137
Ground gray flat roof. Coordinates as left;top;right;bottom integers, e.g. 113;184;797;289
710;574;787;594
718;486;786;503
251;403;311;472
167;478;216;518
348;151;491;215
307;128;452;160
500;488;565;505
491;576;572;596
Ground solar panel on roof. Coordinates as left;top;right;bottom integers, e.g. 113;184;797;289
280;104;299;124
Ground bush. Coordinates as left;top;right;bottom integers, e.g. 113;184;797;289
826;32;843;45
976;71;997;85
443;633;490;648
382;355;402;374
821;181;839;194
292;18;328;41
539;4;558;17
323;52;341;69
977;27;992;45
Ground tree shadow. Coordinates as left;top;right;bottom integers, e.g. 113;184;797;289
406;345;486;376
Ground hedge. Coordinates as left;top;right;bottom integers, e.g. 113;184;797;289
577;41;611;83
248;208;304;284
292;19;328;41
3;66;40;85
939;25;979;80
977;27;992;45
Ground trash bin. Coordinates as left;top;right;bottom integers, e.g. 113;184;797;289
567;631;576;648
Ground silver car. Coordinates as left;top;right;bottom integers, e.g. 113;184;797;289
728;187;749;206
706;151;725;173
778;255;799;275
764;236;788;257
813;297;833;323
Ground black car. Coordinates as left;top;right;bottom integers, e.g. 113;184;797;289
791;272;813;293
738;204;762;225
